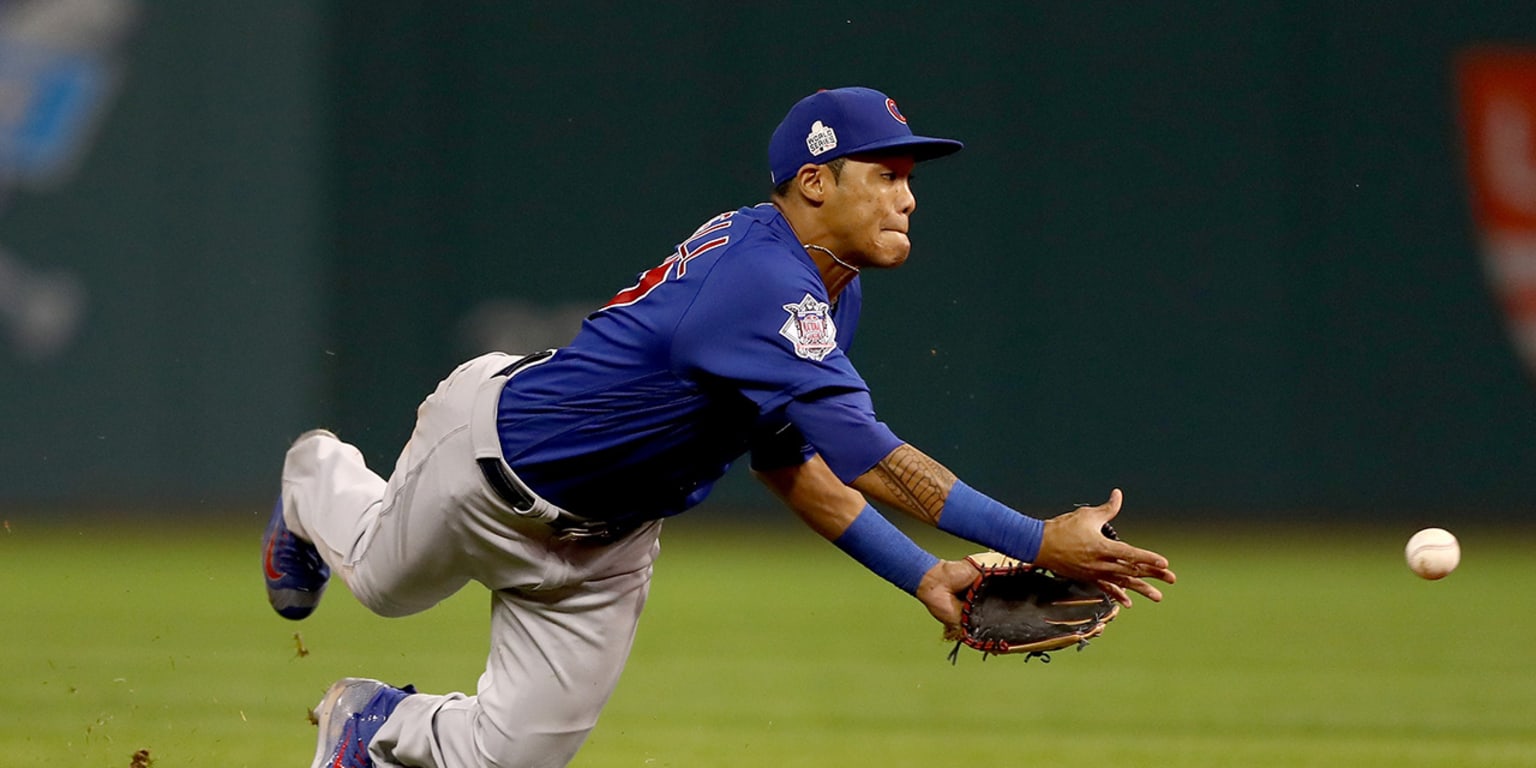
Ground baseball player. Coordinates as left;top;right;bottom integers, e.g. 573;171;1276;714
263;86;1177;768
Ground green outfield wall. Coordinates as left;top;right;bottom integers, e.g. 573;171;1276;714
3;2;1534;519
0;3;326;506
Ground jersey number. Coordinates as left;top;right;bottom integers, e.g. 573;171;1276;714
601;212;735;310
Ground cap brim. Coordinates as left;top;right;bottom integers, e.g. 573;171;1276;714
840;134;964;162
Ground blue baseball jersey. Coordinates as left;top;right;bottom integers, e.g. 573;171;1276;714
496;203;902;524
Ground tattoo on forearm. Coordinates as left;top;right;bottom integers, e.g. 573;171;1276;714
872;445;958;524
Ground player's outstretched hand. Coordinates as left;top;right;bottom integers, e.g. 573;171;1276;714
1034;489;1176;605
915;558;982;633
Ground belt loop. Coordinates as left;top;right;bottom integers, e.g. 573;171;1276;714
473;349;639;544
471;352;562;524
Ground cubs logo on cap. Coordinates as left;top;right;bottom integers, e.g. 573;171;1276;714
769;86;963;186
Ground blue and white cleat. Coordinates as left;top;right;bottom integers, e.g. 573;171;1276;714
310;677;417;768
262;496;330;620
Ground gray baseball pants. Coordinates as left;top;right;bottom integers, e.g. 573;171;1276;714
280;352;662;768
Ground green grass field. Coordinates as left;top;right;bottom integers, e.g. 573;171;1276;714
3;513;1533;767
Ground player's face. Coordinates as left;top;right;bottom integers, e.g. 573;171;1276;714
823;154;918;269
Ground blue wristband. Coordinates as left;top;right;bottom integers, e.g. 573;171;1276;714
832;505;940;595
937;480;1045;562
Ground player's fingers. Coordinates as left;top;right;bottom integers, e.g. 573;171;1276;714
1103;488;1123;515
1107;541;1170;571
1097;580;1133;607
1084;488;1123;521
1112;556;1177;584
1094;557;1177;595
1111;574;1163;602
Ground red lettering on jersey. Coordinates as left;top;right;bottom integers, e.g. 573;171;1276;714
674;236;728;277
603;253;681;310
600;212;736;309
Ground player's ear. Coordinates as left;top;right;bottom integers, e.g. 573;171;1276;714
796;163;830;204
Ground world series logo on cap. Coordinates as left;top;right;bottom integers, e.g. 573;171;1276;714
805;120;837;157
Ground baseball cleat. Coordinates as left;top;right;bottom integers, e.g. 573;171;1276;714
310;677;417;768
262;495;330;620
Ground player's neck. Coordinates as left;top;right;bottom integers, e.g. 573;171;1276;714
772;200;858;298
803;244;859;297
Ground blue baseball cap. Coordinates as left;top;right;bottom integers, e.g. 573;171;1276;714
769;87;963;186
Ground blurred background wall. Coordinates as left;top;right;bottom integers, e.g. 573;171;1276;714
3;1;1534;520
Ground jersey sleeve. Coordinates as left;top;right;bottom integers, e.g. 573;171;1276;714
747;421;814;472
747;390;904;482
785;390;903;482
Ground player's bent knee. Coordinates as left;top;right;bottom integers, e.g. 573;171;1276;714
343;573;451;619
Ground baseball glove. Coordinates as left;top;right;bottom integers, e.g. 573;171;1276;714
946;551;1120;663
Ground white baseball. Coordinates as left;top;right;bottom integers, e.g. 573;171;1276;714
1405;527;1460;580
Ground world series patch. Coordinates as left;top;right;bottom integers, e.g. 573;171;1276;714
805;120;837;157
779;293;838;361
